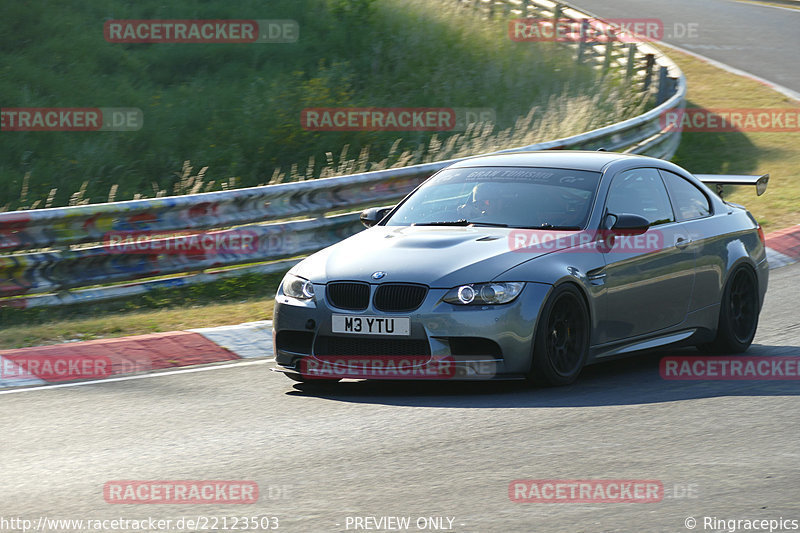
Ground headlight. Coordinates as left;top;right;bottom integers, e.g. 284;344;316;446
281;273;315;300
443;282;524;305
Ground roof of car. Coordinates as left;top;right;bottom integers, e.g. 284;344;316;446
447;150;660;172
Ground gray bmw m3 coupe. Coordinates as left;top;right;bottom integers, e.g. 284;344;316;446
272;151;769;386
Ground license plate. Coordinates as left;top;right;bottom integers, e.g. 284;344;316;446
331;315;410;336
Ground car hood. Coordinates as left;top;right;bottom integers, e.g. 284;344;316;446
292;225;577;287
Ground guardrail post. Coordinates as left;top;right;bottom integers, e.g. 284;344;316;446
657;75;679;106
604;30;616;70
524;0;534;15
655;66;670;104
577;19;590;63
552;3;562;27
625;43;636;80
642;53;655;91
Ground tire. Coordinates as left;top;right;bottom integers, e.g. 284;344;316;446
527;284;590;386
697;266;760;354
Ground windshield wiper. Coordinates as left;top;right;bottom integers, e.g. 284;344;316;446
469;221;508;227
412;220;508;227
413;220;471;226
518;223;582;230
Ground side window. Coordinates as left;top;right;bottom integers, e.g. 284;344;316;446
605;168;674;226
660;170;712;221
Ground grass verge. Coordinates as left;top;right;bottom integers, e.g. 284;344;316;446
668;50;800;231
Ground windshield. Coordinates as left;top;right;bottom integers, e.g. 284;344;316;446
384;166;602;229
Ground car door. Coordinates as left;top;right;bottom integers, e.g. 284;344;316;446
658;169;715;312
597;167;696;344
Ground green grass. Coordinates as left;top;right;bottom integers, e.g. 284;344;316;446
0;0;640;210
668;50;800;231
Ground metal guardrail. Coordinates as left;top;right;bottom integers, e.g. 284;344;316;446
0;0;686;309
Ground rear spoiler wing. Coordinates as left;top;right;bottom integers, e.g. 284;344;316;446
695;174;769;197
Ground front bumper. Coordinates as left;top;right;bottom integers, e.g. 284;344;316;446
272;282;551;381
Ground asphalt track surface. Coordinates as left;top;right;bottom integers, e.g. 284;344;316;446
1;260;798;532
571;0;800;95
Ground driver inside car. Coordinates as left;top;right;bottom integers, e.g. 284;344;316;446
458;182;505;221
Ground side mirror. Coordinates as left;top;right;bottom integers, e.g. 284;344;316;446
607;213;650;235
360;206;393;228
